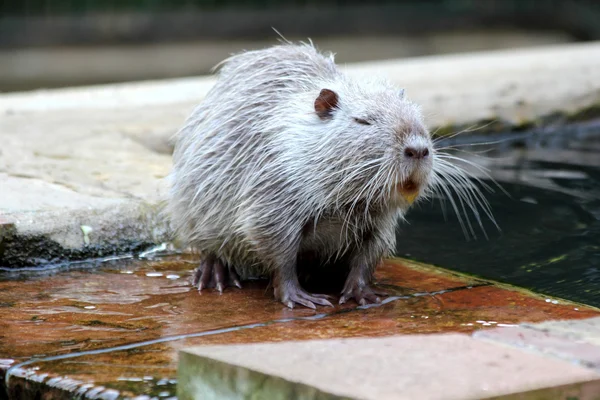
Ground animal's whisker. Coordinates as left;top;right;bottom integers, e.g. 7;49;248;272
435;168;495;237
436;153;510;198
429;174;471;239
428;150;502;240
434;145;500;156
434;135;522;149
432;120;498;143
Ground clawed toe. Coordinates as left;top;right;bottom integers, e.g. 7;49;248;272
229;267;242;289
287;297;316;310
287;293;333;309
306;294;334;307
191;256;242;293
339;284;388;306
286;290;334;309
274;280;334;309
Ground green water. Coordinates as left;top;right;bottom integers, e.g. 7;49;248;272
399;124;600;307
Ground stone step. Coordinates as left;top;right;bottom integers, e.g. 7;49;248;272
178;332;600;400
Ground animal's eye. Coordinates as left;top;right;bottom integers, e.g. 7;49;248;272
353;117;371;126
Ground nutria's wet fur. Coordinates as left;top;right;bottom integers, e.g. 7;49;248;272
167;40;488;309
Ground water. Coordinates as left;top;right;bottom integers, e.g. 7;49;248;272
399;121;600;307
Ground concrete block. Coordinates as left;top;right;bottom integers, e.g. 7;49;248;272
178;334;600;400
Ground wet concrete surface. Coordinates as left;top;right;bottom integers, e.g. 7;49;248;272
1;256;597;399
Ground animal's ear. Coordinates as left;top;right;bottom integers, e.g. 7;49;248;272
398;88;405;99
314;89;339;120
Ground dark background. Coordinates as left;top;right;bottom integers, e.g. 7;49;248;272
1;0;599;92
2;0;600;46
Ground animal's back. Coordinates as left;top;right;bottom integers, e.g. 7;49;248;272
168;43;339;265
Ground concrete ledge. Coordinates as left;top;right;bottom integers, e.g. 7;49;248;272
2;41;600;267
0;202;168;267
0;32;572;92
178;334;600;400
2;41;599;129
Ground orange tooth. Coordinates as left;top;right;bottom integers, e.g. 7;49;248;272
402;191;418;204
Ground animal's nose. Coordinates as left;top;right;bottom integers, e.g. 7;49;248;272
404;146;430;160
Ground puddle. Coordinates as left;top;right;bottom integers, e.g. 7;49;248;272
401;122;600;307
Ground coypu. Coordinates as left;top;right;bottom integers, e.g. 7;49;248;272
167;39;490;309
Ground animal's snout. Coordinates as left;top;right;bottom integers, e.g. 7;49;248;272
404;146;430;160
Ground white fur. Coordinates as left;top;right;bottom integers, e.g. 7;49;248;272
166;41;486;279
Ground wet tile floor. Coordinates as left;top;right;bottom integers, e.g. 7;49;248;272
1;256;598;399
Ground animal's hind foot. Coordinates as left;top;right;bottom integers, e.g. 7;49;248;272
191;255;242;293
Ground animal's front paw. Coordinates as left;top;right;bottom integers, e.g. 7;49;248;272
191;255;242;293
273;279;334;309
